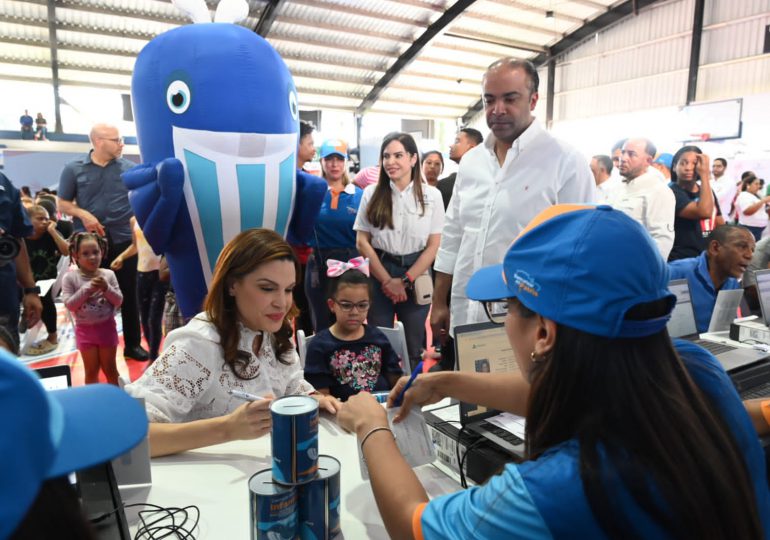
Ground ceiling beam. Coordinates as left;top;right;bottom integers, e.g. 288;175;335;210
460;0;661;124
0;73;129;91
254;0;283;37
481;0;584;26
356;0;478;115
445;31;545;54
270;33;399;59
277;14;413;45
290;0;430;29
458;11;564;38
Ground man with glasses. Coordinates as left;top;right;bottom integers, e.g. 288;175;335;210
58;123;149;361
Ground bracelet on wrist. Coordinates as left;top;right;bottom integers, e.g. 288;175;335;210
360;426;395;461
405;271;414;282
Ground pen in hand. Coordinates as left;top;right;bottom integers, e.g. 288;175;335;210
393;361;423;407
229;389;269;402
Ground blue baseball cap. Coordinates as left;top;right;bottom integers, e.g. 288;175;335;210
653;152;673;169
466;204;675;338
0;350;148;538
319;139;348;159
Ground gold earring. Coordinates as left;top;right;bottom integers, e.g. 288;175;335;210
530;351;540;363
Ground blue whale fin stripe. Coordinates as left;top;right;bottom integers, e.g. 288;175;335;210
275;155;295;236
185;150;223;276
236;163;266;230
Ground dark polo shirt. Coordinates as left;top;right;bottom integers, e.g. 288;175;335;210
58;151;135;243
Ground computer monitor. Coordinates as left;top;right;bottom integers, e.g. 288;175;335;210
453;322;518;423
755;269;770;326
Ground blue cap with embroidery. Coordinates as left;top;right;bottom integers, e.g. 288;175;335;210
466;204;675;338
0;349;148;538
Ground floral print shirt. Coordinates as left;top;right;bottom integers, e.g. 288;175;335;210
303;325;403;401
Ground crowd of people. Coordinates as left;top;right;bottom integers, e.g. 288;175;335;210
1;56;769;538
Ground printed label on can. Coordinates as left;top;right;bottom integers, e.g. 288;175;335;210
249;469;298;540
298;455;341;540
271;395;320;484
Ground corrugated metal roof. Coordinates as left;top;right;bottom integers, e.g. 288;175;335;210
0;0;663;123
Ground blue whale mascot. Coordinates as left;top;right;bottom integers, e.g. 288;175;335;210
124;0;325;318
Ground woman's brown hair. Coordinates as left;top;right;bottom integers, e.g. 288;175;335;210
203;228;299;379
366;132;425;230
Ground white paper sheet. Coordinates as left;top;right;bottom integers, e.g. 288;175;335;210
485;412;527;440
708;288;744;332
359;406;436;480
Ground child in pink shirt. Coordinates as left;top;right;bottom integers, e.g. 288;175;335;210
61;233;123;385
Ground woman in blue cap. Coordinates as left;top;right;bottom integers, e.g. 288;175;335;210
305;139;363;332
338;204;769;539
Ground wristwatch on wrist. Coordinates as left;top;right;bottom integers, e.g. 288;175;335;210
23;286;41;295
401;275;412;289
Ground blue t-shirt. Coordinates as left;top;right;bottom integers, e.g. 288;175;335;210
308;183;363;250
58;152;137;243
303;325;402;401
415;339;770;539
668;251;740;333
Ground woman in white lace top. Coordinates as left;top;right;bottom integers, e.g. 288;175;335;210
126;229;341;456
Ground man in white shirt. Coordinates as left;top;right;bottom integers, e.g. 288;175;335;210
591;154;619;203
607;138;676;259
431;58;595;369
711;158;736;220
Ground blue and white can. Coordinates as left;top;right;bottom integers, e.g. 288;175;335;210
270;395;319;485
298;455;341;540
248;468;298;540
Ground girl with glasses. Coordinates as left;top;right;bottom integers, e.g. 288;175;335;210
303;258;403;401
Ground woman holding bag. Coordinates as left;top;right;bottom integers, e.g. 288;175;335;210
354;132;444;370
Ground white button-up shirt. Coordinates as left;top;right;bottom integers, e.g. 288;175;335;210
434;119;595;334
607;169;676;259
354;181;444;255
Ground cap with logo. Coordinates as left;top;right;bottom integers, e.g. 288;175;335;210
0;349;148;538
319;139;348;160
466;204;675;338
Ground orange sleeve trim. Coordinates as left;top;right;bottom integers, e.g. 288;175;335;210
412;502;428;540
762;400;770;427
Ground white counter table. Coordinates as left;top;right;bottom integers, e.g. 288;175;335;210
120;415;461;539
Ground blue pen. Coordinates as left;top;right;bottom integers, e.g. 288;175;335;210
394;361;423;407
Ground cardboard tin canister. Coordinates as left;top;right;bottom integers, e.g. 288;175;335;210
298;455;341;540
248;468;298;540
270;395;319;485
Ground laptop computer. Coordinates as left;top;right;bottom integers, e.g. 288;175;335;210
453;322;525;456
754;269;770;326
667;279;768;372
32;365;131;540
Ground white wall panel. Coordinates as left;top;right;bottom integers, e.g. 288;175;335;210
550;0;770;122
706;0;770;25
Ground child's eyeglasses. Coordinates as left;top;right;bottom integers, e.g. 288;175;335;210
333;300;371;312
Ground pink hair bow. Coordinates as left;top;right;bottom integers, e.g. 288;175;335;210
326;256;370;278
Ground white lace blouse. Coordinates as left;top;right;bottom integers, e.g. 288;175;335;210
125;314;315;423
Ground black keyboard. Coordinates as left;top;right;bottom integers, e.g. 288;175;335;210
741;381;770;399
694;339;734;356
479;421;524;446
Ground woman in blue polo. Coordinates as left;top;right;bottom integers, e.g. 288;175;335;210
337;204;769;539
305;139;363;332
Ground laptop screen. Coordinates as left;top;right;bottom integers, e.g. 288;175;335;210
667;279;698;338
454;322;519;422
755;269;770;325
34;365;72;391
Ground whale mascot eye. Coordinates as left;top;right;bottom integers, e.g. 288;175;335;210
122;0;326;319
166;80;191;114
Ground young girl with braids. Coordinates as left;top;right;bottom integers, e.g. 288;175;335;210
61;233;122;385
